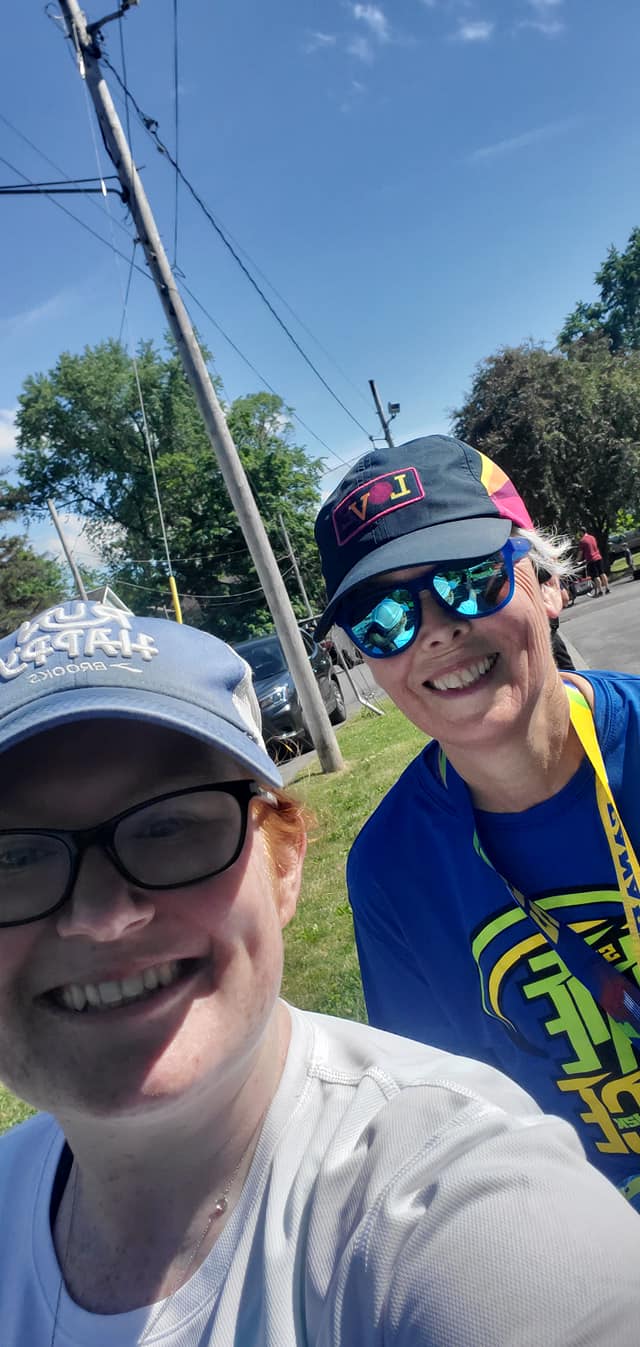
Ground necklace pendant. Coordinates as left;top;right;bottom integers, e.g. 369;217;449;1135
213;1195;228;1217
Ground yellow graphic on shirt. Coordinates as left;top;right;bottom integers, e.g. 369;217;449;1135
472;889;640;1156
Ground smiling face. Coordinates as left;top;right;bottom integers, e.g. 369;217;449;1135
359;555;562;755
0;721;302;1125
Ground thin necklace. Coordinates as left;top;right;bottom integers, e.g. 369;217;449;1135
50;1113;266;1346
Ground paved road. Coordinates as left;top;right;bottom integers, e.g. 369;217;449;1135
560;576;640;673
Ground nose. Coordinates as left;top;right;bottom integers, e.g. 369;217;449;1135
415;590;471;650
55;847;156;942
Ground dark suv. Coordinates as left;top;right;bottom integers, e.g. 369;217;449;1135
235;631;346;761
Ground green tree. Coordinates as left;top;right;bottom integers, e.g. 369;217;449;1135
0;498;68;636
559;226;640;352
453;342;640;557
7;339;325;641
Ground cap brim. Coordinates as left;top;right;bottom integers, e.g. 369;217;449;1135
316;516;512;636
0;685;283;789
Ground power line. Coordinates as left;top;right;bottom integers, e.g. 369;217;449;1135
171;0;180;269
115;563;294;602
101;55;373;441
0;149;148;280
0;132;355;475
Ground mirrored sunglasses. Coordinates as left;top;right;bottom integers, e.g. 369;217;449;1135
338;538;531;660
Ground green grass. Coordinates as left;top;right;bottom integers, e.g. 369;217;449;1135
281;703;426;1019
0;705;425;1134
610;550;640;574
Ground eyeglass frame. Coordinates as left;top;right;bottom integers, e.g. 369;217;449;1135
0;779;275;929
337;537;532;660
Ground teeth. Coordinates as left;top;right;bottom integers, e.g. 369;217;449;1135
430;654;495;692
58;960;181;1013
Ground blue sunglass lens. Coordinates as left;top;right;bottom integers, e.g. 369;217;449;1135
348;589;419;657
432;556;510;617
344;553;512;657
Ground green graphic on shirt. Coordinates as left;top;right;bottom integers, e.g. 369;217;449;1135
472;890;640;1155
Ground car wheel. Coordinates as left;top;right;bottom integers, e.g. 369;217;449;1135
329;677;347;725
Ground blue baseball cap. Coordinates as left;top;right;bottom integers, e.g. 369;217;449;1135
314;435;533;636
0;600;282;788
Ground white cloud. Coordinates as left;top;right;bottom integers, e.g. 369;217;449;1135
520;0;565;35
0;410;16;461
455;19;494;41
468;116;579;162
347;34;375;62
352;4;390;43
304;30;338;53
0;292;69;335
27;513;106;571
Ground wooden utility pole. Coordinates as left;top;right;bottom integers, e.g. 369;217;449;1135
278;513;314;619
47;499;88;600
368;379;395;449
56;0;343;773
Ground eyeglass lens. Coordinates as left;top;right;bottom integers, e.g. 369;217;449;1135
0;789;245;925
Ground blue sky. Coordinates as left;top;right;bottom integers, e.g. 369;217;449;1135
0;0;638;565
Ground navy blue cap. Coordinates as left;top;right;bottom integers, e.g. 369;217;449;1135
0;601;282;787
314;435;532;636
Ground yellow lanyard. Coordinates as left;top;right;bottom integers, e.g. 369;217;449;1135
566;682;640;969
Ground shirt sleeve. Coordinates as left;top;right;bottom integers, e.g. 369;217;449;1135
335;1083;640;1346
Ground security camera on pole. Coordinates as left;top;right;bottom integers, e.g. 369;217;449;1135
55;0;343;774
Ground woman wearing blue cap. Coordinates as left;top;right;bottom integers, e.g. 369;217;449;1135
0;598;638;1343
314;434;640;1210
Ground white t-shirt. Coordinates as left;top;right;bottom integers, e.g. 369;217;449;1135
2;1005;640;1346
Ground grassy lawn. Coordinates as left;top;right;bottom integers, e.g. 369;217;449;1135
0;704;426;1134
610;551;640;574
281;703;426;1018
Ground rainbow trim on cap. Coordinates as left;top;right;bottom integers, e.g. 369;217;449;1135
478;451;533;530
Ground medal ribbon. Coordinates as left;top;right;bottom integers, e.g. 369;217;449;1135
438;683;640;1036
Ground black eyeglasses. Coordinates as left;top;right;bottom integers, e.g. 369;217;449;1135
0;781;274;928
338;539;531;660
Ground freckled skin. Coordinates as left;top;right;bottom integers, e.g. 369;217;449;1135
0;722;300;1124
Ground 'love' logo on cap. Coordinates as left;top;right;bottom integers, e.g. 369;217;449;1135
332;467;424;546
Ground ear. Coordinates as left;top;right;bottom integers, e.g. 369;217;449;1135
539;573;563;620
276;828;307;931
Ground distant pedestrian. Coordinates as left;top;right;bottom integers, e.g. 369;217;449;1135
577;527;610;596
623;544;635;579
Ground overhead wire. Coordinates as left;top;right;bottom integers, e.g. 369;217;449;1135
67;9;181;613
101;54;373;442
0;134;349;475
0;149;147;278
0;109;133;241
171;0;180;269
0;141;357;489
114;564;295;603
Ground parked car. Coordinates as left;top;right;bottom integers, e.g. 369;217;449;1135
235;630;346;762
298;616;362;669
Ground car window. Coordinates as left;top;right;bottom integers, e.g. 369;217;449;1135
236;637;287;679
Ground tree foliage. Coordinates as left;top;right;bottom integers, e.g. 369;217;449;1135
453;341;640;555
559;226;640;352
0;497;68;637
6;339;325;641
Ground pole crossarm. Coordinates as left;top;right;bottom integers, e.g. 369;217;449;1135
54;0;344;775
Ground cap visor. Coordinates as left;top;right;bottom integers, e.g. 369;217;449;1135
0;685;283;789
317;516;512;634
